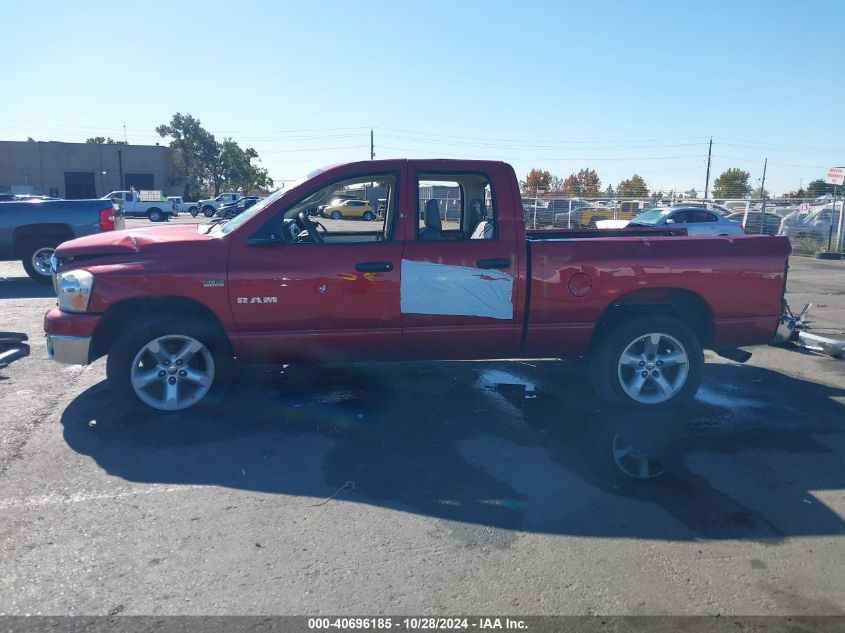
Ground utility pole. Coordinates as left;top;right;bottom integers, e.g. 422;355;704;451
759;158;767;234
123;123;127;144
370;128;374;160
704;137;712;199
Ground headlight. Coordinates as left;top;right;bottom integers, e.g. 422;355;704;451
57;270;94;313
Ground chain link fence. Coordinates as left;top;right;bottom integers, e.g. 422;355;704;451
521;195;844;256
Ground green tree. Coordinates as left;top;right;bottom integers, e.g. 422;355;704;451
520;169;553;196
617;174;649;197
806;179;835;197
752;186;770;198
220;139;273;193
157;113;226;197
712;168;751;198
604;184;615;197
685;188;698;199
86;136;115;144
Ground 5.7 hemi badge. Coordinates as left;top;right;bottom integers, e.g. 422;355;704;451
202;280;225;288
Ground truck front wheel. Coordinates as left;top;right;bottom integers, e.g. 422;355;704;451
203;206;216;217
22;242;56;284
106;317;234;413
589;316;703;408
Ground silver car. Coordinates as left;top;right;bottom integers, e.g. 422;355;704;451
627;206;745;236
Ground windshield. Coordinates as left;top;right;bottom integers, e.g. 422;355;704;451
219;189;283;233
630;208;672;225
219;170;322;234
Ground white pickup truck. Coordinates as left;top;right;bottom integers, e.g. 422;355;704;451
195;192;241;217
102;191;176;222
167;196;197;215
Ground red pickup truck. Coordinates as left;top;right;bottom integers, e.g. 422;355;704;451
44;159;791;413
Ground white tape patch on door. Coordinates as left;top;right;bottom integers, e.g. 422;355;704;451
400;259;514;320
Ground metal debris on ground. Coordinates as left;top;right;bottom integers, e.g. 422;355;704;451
771;301;811;345
797;332;845;358
772;301;844;358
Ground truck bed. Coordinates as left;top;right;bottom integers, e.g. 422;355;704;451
522;233;791;356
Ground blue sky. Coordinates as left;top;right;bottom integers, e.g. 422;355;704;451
1;0;842;194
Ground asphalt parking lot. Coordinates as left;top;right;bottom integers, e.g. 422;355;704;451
1;224;845;615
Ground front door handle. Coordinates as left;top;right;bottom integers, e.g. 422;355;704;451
476;258;511;269
355;261;394;272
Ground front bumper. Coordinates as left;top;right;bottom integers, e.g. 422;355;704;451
46;334;92;365
44;308;100;365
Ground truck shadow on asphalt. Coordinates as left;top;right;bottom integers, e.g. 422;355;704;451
60;359;845;542
0;275;54;299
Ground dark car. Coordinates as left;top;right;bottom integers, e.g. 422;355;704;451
216;197;260;219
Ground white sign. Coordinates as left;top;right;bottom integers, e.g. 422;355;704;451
826;167;845;186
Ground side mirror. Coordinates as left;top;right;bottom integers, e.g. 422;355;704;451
665;218;675;224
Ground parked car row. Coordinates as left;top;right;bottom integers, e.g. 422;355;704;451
778;204;843;244
724;211;783;236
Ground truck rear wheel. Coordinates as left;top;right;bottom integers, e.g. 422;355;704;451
21;242;56;284
106;317;234;413
147;208;164;222
589;316;703;408
203;206;216;217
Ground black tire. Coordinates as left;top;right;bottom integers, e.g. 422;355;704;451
589;316;704;409
147;208;163;222
106;316;235;414
189;207;199;217
331;210;342;220
203;206;216;218
362;211;374;221
21;242;56;284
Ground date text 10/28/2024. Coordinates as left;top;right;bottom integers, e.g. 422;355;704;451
308;618;527;630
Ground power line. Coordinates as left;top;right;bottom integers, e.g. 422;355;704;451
378;145;706;161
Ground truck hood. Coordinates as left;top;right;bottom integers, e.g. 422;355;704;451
55;224;216;258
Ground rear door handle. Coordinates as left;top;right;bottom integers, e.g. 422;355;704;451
476;258;511;269
355;261;393;272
